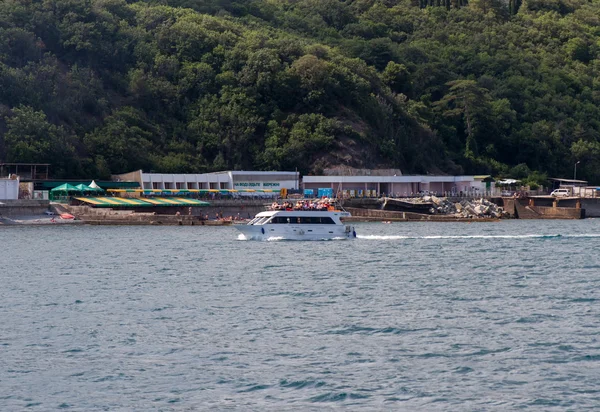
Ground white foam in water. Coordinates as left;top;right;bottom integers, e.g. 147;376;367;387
356;234;600;240
237;234;247;241
357;235;410;240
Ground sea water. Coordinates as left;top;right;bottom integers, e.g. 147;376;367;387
1;220;600;410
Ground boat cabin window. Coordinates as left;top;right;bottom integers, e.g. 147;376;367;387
268;216;336;224
269;216;289;224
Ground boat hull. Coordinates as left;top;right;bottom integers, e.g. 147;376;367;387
235;223;356;241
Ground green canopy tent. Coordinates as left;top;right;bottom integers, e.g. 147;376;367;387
74;184;96;193
50;183;82;201
50;183;81;193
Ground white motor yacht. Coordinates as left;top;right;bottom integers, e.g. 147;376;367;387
236;209;356;240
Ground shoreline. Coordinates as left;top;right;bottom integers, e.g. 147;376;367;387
0;213;506;226
0;214;236;226
0;196;590;224
0;215;85;225
344;216;502;223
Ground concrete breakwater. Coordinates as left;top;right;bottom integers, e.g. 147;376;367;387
53;203;240;226
513;200;584;219
84;215;232;226
344;207;501;222
345;196;507;220
2;196;594;225
53;198;270;225
0;199;51;217
0;199;259;225
344;196;586;220
581;198;600;217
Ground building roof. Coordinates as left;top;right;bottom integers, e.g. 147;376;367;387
38;180;140;189
302;175;475;183
497;179;520;185
549;178;588;184
142;170;298;177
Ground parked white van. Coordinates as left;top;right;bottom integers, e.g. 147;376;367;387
550;188;571;197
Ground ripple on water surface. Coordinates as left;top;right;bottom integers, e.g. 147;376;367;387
1;221;600;410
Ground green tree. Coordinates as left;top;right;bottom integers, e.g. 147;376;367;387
84;107;158;174
3;105;78;176
435;80;492;159
186;88;263;170
260;113;337;173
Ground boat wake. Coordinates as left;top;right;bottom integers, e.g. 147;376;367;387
357;234;600;240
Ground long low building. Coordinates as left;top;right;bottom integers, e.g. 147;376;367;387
113;170;300;195
303;175;482;197
113;170;494;198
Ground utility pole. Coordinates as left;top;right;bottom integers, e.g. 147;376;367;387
574;161;581;180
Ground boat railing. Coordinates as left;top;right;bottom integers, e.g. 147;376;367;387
266;206;338;212
265;198;341;211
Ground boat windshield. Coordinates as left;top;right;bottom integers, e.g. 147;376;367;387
248;217;261;225
252;216;271;225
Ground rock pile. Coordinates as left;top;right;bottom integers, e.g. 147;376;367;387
424;196;507;218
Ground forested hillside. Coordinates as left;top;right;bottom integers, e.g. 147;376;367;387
1;0;599;183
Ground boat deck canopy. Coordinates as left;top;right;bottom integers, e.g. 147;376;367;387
75;197;210;207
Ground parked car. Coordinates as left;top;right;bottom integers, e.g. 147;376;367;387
550;188;571;197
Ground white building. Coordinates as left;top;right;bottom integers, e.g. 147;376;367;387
0;177;19;200
113;170;300;195
302;174;477;197
114;169;497;198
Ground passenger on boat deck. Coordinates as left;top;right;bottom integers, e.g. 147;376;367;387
270;199;334;210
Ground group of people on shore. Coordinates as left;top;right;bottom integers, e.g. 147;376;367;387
270;198;335;211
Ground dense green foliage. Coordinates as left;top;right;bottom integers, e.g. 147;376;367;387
0;0;599;182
